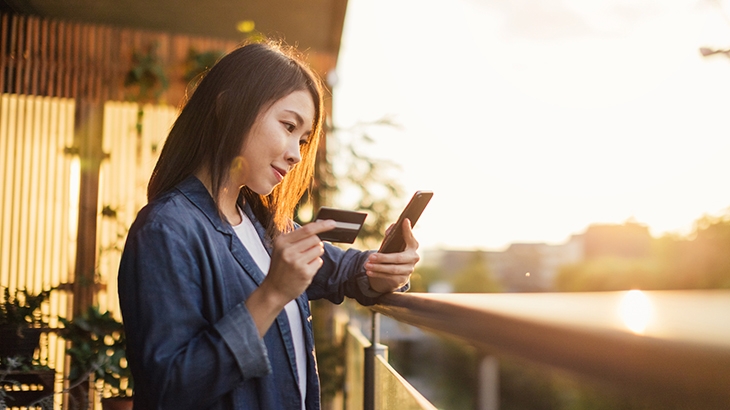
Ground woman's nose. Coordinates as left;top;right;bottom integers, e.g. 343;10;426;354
286;140;302;165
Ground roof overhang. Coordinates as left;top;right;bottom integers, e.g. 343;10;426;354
1;0;348;57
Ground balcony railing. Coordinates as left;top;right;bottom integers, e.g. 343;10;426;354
360;290;730;410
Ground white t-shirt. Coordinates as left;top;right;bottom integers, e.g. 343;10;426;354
232;208;307;409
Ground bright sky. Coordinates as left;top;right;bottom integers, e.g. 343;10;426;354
332;0;730;251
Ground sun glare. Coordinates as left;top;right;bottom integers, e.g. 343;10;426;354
618;290;653;334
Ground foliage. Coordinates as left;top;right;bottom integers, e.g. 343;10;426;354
184;49;225;84
0;287;52;333
60;306;133;398
673;212;730;289
124;42;170;104
408;265;442;292
312;330;345;402
451;252;502;293
555;209;730;292
325;118;405;249
387;335;479;410
555;257;664;292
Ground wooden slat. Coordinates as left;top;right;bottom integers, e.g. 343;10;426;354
9;94;25;290
0;94;13;287
38;97;53;300
0;14;7;93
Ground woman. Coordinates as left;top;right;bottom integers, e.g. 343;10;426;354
117;41;419;410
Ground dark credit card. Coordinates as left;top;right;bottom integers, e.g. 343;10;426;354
313;207;367;243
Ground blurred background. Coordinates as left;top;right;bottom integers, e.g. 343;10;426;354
1;0;729;409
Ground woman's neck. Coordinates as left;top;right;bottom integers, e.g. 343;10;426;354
194;168;242;225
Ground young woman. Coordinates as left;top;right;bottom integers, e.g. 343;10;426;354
117;41;419;410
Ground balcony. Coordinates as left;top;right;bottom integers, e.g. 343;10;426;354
344;290;730;410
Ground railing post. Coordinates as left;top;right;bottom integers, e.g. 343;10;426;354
478;355;500;410
364;311;386;410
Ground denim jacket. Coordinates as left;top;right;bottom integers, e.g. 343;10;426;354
118;176;389;409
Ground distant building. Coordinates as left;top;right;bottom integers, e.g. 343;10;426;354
422;221;650;291
583;221;652;260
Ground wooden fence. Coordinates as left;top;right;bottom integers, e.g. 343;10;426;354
1;11;237;409
96;101;178;316
0;10;238;308
0;94;76;408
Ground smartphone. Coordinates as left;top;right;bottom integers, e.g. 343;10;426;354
378;191;433;253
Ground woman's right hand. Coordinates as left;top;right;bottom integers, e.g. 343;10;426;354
265;219;336;304
246;219;335;336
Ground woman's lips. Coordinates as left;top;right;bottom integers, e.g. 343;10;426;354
272;166;286;182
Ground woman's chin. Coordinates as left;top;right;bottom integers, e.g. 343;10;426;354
249;184;277;196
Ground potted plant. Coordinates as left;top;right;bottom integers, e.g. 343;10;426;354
60;306;133;410
0;287;52;360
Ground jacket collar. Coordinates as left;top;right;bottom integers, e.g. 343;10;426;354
176;175;271;285
177;175;232;235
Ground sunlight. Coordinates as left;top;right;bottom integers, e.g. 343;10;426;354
618;290;653;334
336;0;730;250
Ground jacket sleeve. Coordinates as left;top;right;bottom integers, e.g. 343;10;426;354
306;243;409;306
118;220;269;410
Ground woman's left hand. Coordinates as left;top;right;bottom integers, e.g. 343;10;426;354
365;218;420;293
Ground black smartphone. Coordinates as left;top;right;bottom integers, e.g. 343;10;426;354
378;191;433;253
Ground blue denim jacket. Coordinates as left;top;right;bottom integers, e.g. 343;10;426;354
118;176;389;409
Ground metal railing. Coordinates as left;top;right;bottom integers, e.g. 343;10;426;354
345;318;437;410
368;290;730;410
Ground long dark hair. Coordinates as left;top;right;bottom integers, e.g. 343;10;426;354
147;41;324;239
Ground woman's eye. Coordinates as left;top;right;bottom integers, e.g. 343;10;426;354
299;139;308;146
282;122;296;132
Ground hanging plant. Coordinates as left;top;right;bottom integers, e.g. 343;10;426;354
124;42;171;136
124;42;170;104
184;48;225;84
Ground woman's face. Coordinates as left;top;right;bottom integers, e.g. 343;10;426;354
232;90;315;195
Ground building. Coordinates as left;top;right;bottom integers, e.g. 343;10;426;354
423;221;650;292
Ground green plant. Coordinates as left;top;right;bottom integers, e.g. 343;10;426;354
60;306;133;398
0;287;52;332
184;48;225;84
0;287;52;361
124;42;170;105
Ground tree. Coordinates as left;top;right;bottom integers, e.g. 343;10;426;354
452;252;501;293
320;117;406;249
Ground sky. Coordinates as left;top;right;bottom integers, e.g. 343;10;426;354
331;0;730;251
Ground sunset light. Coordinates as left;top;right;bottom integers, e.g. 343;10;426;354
334;0;730;251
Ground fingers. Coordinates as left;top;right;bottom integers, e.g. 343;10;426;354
366;218;421;293
366;251;419;274
265;220;334;302
275;220;334;252
401;218;419;251
285;219;336;243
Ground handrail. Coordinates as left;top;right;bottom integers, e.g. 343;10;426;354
373;290;730;409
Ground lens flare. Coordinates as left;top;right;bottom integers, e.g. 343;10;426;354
619;290;652;334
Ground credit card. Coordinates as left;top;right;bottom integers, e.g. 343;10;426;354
313;207;367;243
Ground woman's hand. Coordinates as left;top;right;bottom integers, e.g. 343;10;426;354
246;219;335;336
365;219;420;293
